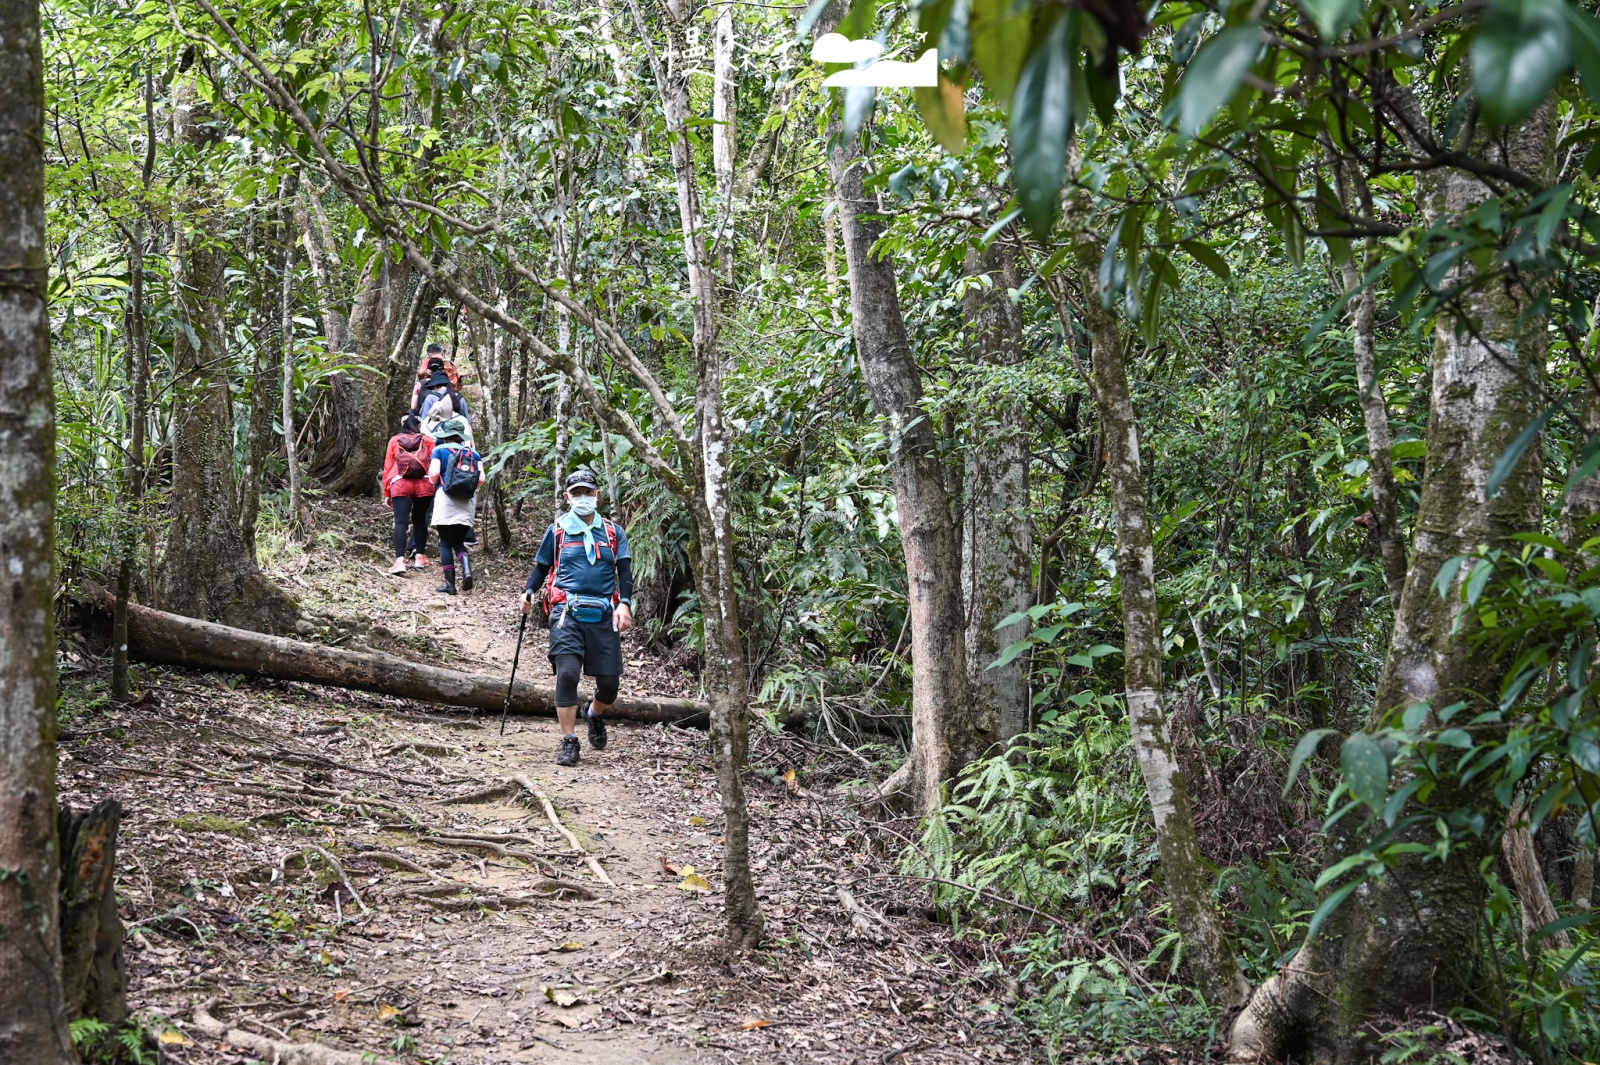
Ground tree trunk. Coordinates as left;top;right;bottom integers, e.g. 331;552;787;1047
281;175;309;539
113;221;150;702
239;204;283;553
157;81;297;634
0;2;73;1054
827;120;983;813
961;245;1033;739
629;0;763;950
295;188;348;353
315;243;408;494
58;800;126;1026
1228;105;1554;1064
1077;270;1249;1009
85;587;708;724
1340;241;1408;609
712;0;737;292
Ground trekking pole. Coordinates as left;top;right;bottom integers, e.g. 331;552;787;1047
501;610;530;737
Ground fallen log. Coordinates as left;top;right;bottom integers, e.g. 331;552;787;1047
83;588;710;726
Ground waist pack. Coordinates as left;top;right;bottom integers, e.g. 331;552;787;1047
557;595;612;627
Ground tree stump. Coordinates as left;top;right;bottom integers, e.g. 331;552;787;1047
58;799;126;1025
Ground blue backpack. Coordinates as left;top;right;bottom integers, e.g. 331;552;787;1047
439;447;481;500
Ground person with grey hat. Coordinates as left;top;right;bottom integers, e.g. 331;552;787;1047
426;416;483;595
520;469;634;768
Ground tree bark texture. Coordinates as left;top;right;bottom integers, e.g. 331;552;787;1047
0;1;73;1055
157;82;297;634
58;800;127;1026
85;587;708;725
1228;105;1554;1064
1077;275;1249;1009
961;245;1033;739
313;244;408;494
633;0;763;950
828;129;984;813
113;223;150;702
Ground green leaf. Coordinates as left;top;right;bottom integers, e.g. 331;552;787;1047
1464;558;1494;605
1009;11;1077;235
1173;24;1260;141
987;637;1032;670
970;0;1031;107
1433;555;1468;599
1284;728;1336;797
1305;881;1360;942
914;75;968;152
1489;407;1553;501
1568;6;1600;107
841;85;877;139
1570;736;1600;775
1471;0;1569;127
1301;0;1361;41
1179;240;1230;279
1341;733;1390;811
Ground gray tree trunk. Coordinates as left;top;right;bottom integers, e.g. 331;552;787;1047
315;243;408;493
961;245;1033;739
629;0;763;949
1077;270;1249;1009
156;81;296;634
828;128;986;813
1229;104;1554;1064
0;2;73;1055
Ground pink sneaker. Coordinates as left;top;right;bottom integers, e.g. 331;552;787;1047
387;558;408;576
413;554;431;568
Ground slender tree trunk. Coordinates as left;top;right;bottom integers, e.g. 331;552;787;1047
961;245;1033;738
157;80;297;633
827;118;983;813
712;0;737;293
281;175;308;539
1077;270;1249;1009
0;3;72;1054
295;189;348;352
112;222;150;703
240;207;281;552
629;0;763;950
1229;105;1554;1064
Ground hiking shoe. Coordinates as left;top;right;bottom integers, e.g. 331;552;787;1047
585;702;607;750
556;735;581;767
387;558;408;576
412;553;430;568
459;553;474;592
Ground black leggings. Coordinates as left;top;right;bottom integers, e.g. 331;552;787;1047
553;654;619;708
392;496;431;558
437;524;469;569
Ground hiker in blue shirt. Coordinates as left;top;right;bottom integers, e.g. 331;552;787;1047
520;469;633;768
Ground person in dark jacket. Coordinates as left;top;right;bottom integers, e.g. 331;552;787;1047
520;469;633;767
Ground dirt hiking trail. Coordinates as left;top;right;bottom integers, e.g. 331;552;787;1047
58;500;1041;1064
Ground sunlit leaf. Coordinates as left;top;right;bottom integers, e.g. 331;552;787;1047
1472;0;1569;126
1173;24;1260;140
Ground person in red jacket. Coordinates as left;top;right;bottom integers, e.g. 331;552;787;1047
381;412;436;575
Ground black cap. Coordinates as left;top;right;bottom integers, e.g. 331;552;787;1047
425;371;451;389
426;342;443;353
565;469;599;491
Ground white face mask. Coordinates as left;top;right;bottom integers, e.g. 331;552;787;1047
568;494;598;517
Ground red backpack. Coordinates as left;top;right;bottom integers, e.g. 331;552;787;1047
537;520;620;620
395;433;428;479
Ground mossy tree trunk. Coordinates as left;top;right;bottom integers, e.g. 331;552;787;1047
0;1;73;1055
156;81;297;634
1076;267;1250;1010
1228;104;1554;1065
961;243;1033;739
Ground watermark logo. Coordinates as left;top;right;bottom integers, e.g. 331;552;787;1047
811;33;937;88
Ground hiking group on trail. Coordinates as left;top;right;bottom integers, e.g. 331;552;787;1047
380;360;631;767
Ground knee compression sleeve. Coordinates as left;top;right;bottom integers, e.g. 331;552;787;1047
553;654;583;707
594;675;620;705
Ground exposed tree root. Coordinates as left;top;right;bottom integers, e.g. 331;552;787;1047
192;999;382;1064
512;774;615;886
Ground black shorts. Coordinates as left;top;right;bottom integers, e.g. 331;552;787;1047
547;606;625;676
